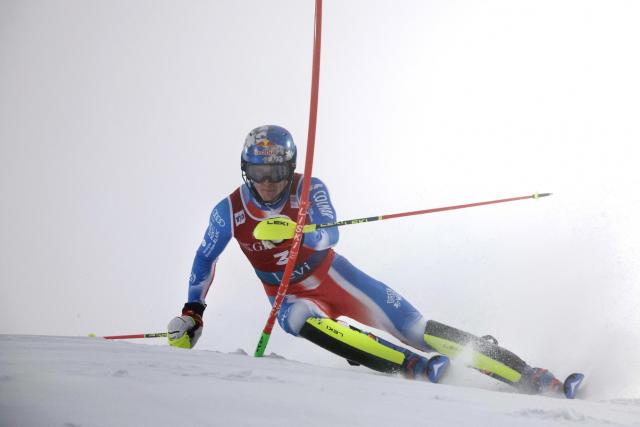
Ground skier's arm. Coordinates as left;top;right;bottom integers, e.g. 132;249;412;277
168;198;233;349
187;198;233;303
301;177;339;250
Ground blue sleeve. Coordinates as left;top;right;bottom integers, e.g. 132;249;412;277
300;177;339;251
187;197;233;303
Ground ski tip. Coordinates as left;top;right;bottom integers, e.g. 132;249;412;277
427;355;450;383
563;373;585;399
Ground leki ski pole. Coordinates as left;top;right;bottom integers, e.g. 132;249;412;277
90;332;168;339
254;193;552;241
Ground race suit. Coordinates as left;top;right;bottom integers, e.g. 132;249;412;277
187;173;429;351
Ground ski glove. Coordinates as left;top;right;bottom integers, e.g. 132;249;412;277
168;302;205;349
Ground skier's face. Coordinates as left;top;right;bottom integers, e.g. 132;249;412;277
253;180;289;202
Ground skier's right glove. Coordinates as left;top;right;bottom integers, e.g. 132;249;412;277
167;302;205;349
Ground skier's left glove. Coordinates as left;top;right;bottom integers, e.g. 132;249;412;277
168;302;205;349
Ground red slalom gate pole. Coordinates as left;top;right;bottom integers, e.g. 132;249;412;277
254;0;323;357
95;333;168;340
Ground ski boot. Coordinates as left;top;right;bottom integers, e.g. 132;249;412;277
517;366;563;394
517;367;585;399
402;352;450;383
480;334;499;345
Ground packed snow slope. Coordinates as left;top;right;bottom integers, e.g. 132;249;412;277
1;335;639;427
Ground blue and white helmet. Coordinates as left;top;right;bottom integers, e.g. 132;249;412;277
241;125;297;206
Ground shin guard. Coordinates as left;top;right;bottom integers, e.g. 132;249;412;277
299;318;406;374
423;320;526;384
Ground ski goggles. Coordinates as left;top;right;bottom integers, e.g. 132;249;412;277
244;164;291;183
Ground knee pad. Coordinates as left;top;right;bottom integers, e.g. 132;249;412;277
276;303;298;336
277;299;326;336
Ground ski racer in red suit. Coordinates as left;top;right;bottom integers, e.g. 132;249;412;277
168;125;580;395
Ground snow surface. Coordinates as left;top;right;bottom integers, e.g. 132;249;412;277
2;2;640;425
2;335;639;427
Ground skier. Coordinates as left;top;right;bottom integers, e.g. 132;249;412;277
168;125;572;395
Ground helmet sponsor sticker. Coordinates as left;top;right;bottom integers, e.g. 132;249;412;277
255;147;285;156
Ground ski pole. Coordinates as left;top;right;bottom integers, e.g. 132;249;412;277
90;332;168;340
254;0;323;358
254;193;552;241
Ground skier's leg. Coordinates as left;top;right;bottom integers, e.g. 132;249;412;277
275;296;447;382
322;255;560;393
299;318;448;381
275;295;328;336
326;254;432;352
423;320;562;393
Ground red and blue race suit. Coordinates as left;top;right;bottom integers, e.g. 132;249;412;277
188;173;429;351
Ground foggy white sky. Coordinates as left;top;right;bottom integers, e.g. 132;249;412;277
1;0;639;395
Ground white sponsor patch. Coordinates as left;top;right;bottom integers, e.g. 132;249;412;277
211;209;226;227
234;210;246;226
386;288;403;309
290;195;299;208
312;189;334;219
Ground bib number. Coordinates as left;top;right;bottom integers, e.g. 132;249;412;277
273;250;289;266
